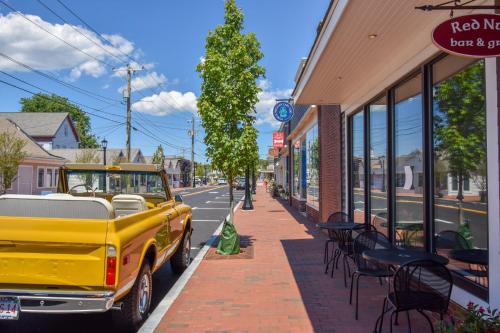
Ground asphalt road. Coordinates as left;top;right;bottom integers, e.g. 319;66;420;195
0;185;244;333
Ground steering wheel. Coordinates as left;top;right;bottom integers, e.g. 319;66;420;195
68;184;95;196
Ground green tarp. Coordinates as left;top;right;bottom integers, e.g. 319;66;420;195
216;220;240;255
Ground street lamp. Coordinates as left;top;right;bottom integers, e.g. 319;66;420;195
101;138;108;166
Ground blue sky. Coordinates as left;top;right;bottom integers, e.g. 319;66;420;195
0;0;329;161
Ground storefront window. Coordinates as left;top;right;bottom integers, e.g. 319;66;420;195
369;96;388;236
394;74;424;248
433;56;488;288
306;124;319;207
351;111;365;223
293;140;301;197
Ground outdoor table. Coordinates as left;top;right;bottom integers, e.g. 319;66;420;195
449;249;488;266
317;222;365;276
362;248;449;267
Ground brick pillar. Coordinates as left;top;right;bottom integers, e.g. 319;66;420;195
318;105;342;222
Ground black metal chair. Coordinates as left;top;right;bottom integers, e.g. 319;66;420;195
350;230;393;320
335;223;377;286
375;260;453;333
323;212;350;266
435;230;470;251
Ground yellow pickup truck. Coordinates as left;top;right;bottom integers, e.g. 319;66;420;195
0;163;192;328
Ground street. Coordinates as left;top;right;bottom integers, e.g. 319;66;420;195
0;185;244;333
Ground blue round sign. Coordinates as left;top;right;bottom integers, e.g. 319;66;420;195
273;102;294;122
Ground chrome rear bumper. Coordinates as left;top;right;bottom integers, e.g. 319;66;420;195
0;289;115;314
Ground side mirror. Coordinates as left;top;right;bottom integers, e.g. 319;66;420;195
174;194;184;203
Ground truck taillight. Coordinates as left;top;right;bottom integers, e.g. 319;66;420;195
106;245;117;286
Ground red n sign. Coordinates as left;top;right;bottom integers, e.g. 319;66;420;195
432;14;500;58
273;132;284;148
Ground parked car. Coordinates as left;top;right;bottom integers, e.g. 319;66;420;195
217;177;227;185
0;163;192;329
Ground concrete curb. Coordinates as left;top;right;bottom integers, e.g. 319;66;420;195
138;197;244;333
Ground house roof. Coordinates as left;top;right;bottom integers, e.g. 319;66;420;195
0;117;64;161
52;148;143;165
0;112;79;139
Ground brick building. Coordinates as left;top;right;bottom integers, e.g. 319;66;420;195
282;0;499;314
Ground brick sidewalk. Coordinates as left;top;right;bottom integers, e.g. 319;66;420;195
154;186;432;333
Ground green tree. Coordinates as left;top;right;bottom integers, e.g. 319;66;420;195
0;132;26;194
152;145;165;169
434;60;486;225
20;93;99;148
196;0;265;219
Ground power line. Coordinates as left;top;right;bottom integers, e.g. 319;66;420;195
55;0;137;65
36;0;125;64
0;71;125;121
0;52;122;105
0;78;122;124
0;1;113;69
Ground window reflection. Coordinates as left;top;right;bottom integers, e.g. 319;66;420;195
352;112;365;223
293;140;301;197
433;57;488;288
394;74;424;248
369;96;388;236
306;125;319;207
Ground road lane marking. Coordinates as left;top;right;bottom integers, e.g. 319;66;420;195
192;219;220;222
192;207;227;210
182;186;225;197
209;191;219;194
139;196;244;333
206;201;229;204
435;218;454;225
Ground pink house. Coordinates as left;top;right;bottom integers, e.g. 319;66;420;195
0;118;64;195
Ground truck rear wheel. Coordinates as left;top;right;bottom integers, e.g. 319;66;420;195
113;262;152;331
171;230;191;274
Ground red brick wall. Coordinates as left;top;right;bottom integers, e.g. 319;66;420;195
306;204;320;222
291;196;305;212
318;105;342;222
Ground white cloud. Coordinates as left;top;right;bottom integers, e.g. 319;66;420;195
132;90;197;116
255;81;293;128
118;71;166;93
0;12;135;79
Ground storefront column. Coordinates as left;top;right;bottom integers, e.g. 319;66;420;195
318;105;342;221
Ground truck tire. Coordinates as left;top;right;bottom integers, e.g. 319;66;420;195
113;262;152;331
171;229;191;274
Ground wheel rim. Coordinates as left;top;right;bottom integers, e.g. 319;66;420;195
138;273;150;315
184;234;191;266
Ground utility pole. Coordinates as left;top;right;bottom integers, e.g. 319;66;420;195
114;64;144;162
190;116;195;187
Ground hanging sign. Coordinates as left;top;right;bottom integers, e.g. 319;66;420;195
273;132;285;148
432;14;500;58
273;102;294;122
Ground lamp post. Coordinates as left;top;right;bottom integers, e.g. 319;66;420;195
101;138;108;166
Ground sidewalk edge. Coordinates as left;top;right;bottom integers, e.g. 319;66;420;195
138;197;244;333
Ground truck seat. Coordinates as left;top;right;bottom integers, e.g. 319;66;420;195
111;194;147;217
0;194;115;219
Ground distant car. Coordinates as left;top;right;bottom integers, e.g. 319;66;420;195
236;180;246;190
217;178;227;185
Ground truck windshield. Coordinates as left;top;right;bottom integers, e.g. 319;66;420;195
66;170;166;196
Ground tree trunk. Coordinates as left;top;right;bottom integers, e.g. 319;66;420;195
457;174;465;225
228;175;234;223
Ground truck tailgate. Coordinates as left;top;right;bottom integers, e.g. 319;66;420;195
0;217;108;288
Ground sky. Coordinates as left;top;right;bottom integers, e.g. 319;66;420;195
0;0;330;162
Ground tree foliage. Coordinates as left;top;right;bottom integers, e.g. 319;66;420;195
196;0;264;206
152;145;165;169
75;149;100;164
20;93;99;148
0;131;26;194
434;60;486;202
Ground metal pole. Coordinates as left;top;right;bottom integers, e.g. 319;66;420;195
126;65;132;163
103;147;107;166
242;165;253;210
191;115;195;188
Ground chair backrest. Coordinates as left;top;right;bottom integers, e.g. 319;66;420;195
435;230;470;250
353;230;391;270
327;212;349;223
111;194;148;217
392;260;453;314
